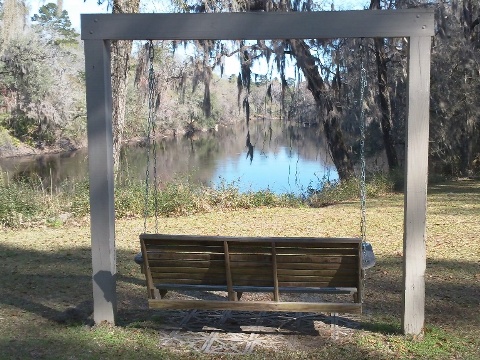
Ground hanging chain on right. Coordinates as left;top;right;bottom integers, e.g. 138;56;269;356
359;40;367;246
359;39;376;276
359;39;368;304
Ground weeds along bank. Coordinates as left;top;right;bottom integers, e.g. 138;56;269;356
0;178;295;229
0;174;395;229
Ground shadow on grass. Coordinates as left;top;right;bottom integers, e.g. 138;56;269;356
0;239;395;359
428;180;480;195
0;326;170;360
1;242;479;358
363;256;480;331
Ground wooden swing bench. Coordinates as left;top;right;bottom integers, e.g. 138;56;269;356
138;234;363;314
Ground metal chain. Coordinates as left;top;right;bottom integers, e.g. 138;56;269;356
150;44;159;233
359;40;367;244
143;40;158;233
359;39;368;303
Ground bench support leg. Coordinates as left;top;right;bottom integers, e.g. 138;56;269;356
330;312;339;340
151;288;161;299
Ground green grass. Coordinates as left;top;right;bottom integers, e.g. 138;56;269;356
0;179;479;359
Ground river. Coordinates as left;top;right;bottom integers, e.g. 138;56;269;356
0;118;338;195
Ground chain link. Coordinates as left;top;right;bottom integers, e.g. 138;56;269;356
359;40;368;303
359;41;367;244
143;40;158;234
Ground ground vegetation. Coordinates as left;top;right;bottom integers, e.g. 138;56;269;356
0;179;479;359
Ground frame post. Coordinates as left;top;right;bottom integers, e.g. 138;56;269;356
82;10;433;332
84;39;117;324
402;36;431;336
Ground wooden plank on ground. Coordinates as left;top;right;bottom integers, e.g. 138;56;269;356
148;299;362;313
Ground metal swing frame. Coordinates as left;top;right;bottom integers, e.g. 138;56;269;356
82;9;433;335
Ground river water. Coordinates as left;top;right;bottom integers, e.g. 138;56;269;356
0;119;338;195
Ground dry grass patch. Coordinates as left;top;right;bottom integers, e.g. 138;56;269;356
1;180;479;359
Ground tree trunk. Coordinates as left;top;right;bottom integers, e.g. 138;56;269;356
370;0;399;171
172;1;355;180
288;39;355;180
460;0;479;175
111;0;140;173
373;37;399;170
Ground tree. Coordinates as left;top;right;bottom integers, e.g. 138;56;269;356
0;1;84;148
31;2;79;45
110;0;140;173
430;0;480;176
287;38;355;180
169;0;357;180
369;0;399;171
1;0;28;44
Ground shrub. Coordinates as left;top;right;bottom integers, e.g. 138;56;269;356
0;173;397;229
155;180;200;216
308;173;395;207
70;180;90;217
0;182;40;227
114;181;145;218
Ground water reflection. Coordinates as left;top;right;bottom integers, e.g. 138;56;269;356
0;150;89;190
0;119;338;195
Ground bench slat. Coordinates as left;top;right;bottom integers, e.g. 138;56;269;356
153;283;357;294
150;268;225;279
276;269;359;276
141;233;361;243
145;246;225;253
229;247;358;256
152;278;228;285
278;255;358;263
148;260;225;269
228;258;358;268
146;253;225;261
150;264;225;272
277;280;358;287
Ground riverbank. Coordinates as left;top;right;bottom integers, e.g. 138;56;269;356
1;180;479;359
0;128;84;159
0;114;273;160
0;127;221;160
0;103;250;160
0;172;393;229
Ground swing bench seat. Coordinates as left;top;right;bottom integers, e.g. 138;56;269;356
138;234;363;314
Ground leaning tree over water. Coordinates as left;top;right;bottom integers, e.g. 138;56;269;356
103;0;480;178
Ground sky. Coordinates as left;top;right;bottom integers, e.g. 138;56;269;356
28;1;109;30
27;1;369;31
26;0;368;77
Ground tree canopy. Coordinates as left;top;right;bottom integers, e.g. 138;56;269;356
1;0;479;178
31;2;79;45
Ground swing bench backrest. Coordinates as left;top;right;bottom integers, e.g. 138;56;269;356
139;234;363;314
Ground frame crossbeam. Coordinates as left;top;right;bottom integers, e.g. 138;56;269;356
81;9;433;336
82;10;433;40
